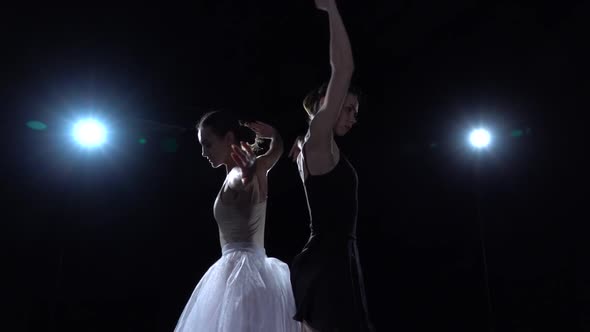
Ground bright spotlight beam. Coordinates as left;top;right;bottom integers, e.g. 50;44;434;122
73;119;107;148
469;128;491;149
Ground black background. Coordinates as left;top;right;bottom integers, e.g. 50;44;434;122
2;1;588;331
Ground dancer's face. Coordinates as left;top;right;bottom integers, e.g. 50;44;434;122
332;93;359;136
198;126;233;168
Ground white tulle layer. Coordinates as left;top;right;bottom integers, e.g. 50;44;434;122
174;242;301;332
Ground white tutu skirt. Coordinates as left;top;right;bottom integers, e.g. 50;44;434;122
174;242;301;332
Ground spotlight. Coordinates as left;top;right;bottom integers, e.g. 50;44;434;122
72;119;107;148
469;128;491;149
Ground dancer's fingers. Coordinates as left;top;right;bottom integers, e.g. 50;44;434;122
231;145;247;166
240;141;254;157
231;152;245;168
231;144;244;157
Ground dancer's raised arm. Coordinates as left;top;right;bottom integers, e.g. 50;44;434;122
246;121;284;173
306;0;354;152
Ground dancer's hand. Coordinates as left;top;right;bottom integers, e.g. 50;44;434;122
243;121;276;139
314;0;335;12
231;141;256;185
288;136;304;162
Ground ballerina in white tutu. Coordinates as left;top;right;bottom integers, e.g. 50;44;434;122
174;110;300;332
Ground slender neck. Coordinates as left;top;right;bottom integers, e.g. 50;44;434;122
223;146;239;174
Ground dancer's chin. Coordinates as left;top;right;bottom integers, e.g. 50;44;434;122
335;128;350;136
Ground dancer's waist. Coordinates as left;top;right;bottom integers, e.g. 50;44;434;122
310;230;357;241
221;242;266;256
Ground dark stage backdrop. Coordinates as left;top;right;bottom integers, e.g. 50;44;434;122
2;1;588;331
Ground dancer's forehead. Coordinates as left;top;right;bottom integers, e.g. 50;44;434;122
197;127;209;144
198;126;222;144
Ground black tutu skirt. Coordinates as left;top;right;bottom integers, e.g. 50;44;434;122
291;234;374;331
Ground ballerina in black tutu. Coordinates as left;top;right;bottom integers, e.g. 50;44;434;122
287;0;374;331
174;111;300;332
